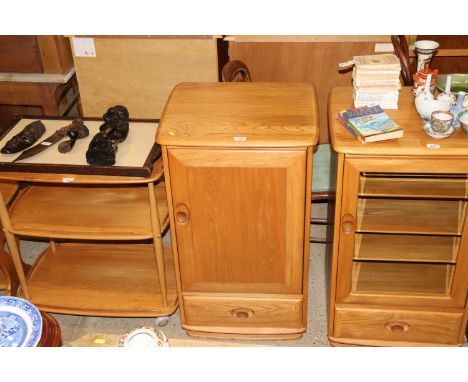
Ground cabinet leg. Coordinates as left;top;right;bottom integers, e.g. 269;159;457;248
148;182;168;306
153;237;168;306
50;239;57;254
3;230;30;299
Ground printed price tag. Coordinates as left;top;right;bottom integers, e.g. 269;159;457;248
234;136;247;141
72;37;96;57
426;144;440;149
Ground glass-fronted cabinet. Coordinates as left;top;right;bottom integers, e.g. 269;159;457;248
330;157;468;346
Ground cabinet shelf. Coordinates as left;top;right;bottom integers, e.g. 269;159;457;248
356;198;466;235
359;176;468;199
351;261;454;295
9;182;169;240
354;233;459;263
19;243;178;316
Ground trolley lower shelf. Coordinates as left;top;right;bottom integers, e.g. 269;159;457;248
19;242;178;317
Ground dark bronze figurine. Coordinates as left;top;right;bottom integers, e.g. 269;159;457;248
86;105;129;166
58;120;90;153
1;120;46;154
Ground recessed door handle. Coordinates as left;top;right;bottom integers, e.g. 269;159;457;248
385;321;410;333
341;214;354;234
174;203;190;225
231;308;255;319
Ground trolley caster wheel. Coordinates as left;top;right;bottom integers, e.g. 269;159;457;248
155;316;169;327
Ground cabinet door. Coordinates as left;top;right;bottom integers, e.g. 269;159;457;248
336;157;468;308
168;148;307;294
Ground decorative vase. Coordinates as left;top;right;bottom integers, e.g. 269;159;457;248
413;63;439;96
451;92;467;128
414;40;439;72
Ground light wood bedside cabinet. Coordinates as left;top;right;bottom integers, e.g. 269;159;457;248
328;86;468;346
157;82;319;339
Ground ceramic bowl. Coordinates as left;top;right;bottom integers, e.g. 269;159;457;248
119;326;169;347
415;97;451;120
436;74;468;96
458;108;468;134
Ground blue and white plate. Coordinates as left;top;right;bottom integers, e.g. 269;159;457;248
0;297;42;347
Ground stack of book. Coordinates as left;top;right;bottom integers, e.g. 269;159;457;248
352;54;402;109
336;105;403;143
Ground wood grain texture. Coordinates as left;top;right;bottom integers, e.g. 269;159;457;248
225;36;392;43
20;243;178;316
356;198;466;235
229;41;379;143
72;37;218;118
354;234;459;263
158;82;319;147
168;148;306;294
8;182;168;240
183;294;303;332
333;305;464;346
36;36;74;74
360;175;468;199
329;86;468;156
352;261;454;295
0;36;43;73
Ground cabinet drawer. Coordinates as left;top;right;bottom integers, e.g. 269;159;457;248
183;294;304;333
334;305;464;345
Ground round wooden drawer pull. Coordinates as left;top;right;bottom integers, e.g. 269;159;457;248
385;322;410;333
231;308;255;319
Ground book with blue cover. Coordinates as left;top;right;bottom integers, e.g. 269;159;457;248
337;105;403;143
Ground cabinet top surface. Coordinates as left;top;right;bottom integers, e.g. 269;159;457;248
156;82;319;147
329;86;468;156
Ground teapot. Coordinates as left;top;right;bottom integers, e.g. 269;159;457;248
415;74;450;120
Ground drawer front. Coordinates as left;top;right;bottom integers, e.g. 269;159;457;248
183;294;304;333
334;305;464;345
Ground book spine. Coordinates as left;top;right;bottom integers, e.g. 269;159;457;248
355;69;401;75
354;85;402;91
336;113;364;143
353;79;401;86
341;105;384;119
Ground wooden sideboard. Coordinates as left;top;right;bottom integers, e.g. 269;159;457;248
157;82;319;339
328;86;468;346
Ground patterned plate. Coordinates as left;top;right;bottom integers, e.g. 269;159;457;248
119;326;169;347
422;121;455;139
0;297;42;347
